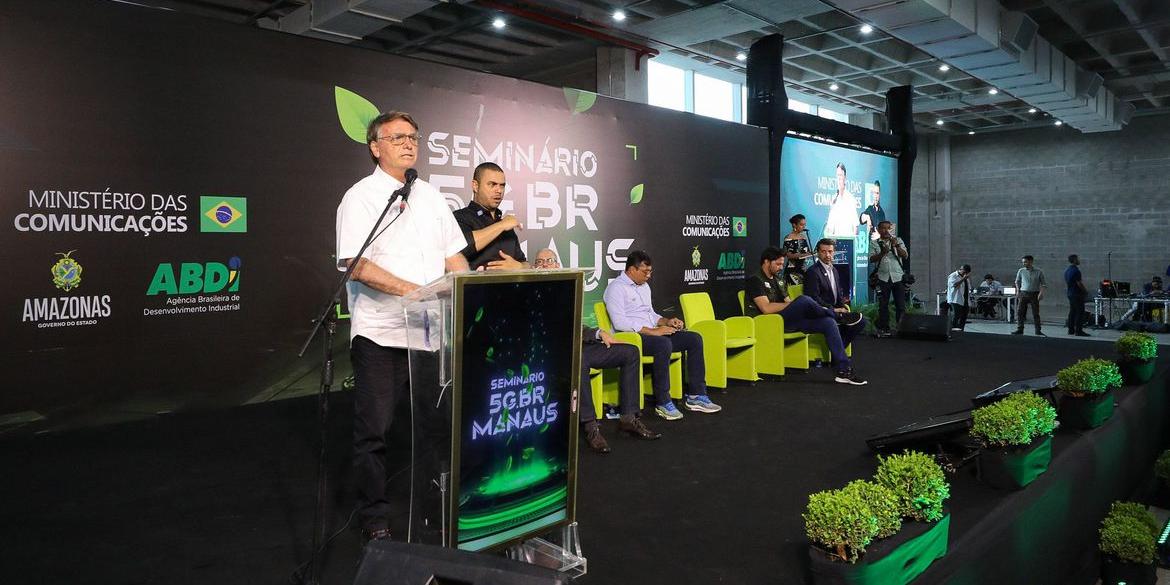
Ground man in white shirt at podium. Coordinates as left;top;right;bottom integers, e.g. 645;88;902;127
335;111;469;542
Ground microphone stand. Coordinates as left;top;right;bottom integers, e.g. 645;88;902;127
294;179;413;585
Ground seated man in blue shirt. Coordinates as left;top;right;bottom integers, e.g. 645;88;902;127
602;250;721;420
533;249;659;453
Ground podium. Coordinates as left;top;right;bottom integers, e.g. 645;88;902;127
401;269;587;574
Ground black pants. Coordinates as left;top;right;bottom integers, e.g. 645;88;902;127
949;303;969;330
350;336;410;533
976;297;998;318
875;278;906;331
579;342;640;422
1068;293;1087;333
639;330;706;405
1017;292;1042;332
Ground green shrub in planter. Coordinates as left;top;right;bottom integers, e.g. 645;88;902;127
1107;501;1159;538
970;391;1057;448
1116;332;1158;361
1155;450;1170;487
1099;503;1157;564
874;450;950;522
1056;358;1123;395
804;480;902;563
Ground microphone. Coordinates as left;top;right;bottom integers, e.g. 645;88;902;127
393;168;418;202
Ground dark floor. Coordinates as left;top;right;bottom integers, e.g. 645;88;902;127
0;332;1139;585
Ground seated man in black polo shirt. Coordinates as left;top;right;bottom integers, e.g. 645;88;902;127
453;162;528;270
746;246;866;385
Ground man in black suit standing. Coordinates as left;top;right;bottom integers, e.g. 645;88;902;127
803;238;867;384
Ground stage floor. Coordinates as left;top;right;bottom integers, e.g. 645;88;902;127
0;332;1161;585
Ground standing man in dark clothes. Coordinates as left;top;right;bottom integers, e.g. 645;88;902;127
1065;254;1090;336
453;162;528;270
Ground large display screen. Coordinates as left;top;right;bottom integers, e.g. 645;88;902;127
453;274;580;551
779;135;899;300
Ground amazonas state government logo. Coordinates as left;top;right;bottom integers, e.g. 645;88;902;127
51;250;83;291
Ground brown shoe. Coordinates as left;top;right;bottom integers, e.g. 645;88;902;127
583;421;611;454
618;415;662;440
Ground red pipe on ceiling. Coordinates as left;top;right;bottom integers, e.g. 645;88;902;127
476;0;660;69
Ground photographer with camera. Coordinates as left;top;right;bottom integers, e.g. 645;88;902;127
868;221;909;338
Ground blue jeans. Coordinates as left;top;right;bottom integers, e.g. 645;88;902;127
639;330;706;405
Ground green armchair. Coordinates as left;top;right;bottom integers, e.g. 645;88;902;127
679;292;758;388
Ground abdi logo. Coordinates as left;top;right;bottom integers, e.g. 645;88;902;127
200;196;247;232
148;257;241;295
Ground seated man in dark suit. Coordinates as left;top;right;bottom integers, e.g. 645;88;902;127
746;246;866;385
803;238;866;358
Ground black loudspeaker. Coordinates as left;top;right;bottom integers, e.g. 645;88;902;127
897;314;950;341
746;34;787;128
885;85;916;243
354;541;568;585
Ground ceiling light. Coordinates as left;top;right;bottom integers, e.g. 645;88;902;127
938;64;950;72
613;10;626;22
1054;120;1063;126
736;52;747;62
860;24;874;34
988;88;998;95
968;131;975;135
1028;108;1037;114
492;17;506;29
936;119;944;126
830;82;839;91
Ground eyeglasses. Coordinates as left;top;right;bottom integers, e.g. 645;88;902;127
534;258;560;268
376;133;422;146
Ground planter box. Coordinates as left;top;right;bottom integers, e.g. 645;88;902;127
1100;553;1156;585
808;514;950;585
1058;390;1114;430
978;435;1052;490
1118;358;1156;385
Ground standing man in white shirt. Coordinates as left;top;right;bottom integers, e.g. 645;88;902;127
946;264;973;331
1013;255;1047;336
335;111;469;542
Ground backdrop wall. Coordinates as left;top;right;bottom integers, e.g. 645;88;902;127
0;0;768;424
911;117;1170;320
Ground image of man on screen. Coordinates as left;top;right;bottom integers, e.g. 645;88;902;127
823;162;859;238
453;162;528;271
335;111;470;542
859;180;886;241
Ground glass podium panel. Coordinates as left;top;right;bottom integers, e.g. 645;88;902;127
402;269;585;553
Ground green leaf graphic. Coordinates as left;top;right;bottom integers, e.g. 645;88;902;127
630;183;644;205
475;306;484;322
335;86;380;144
563;88;597;114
